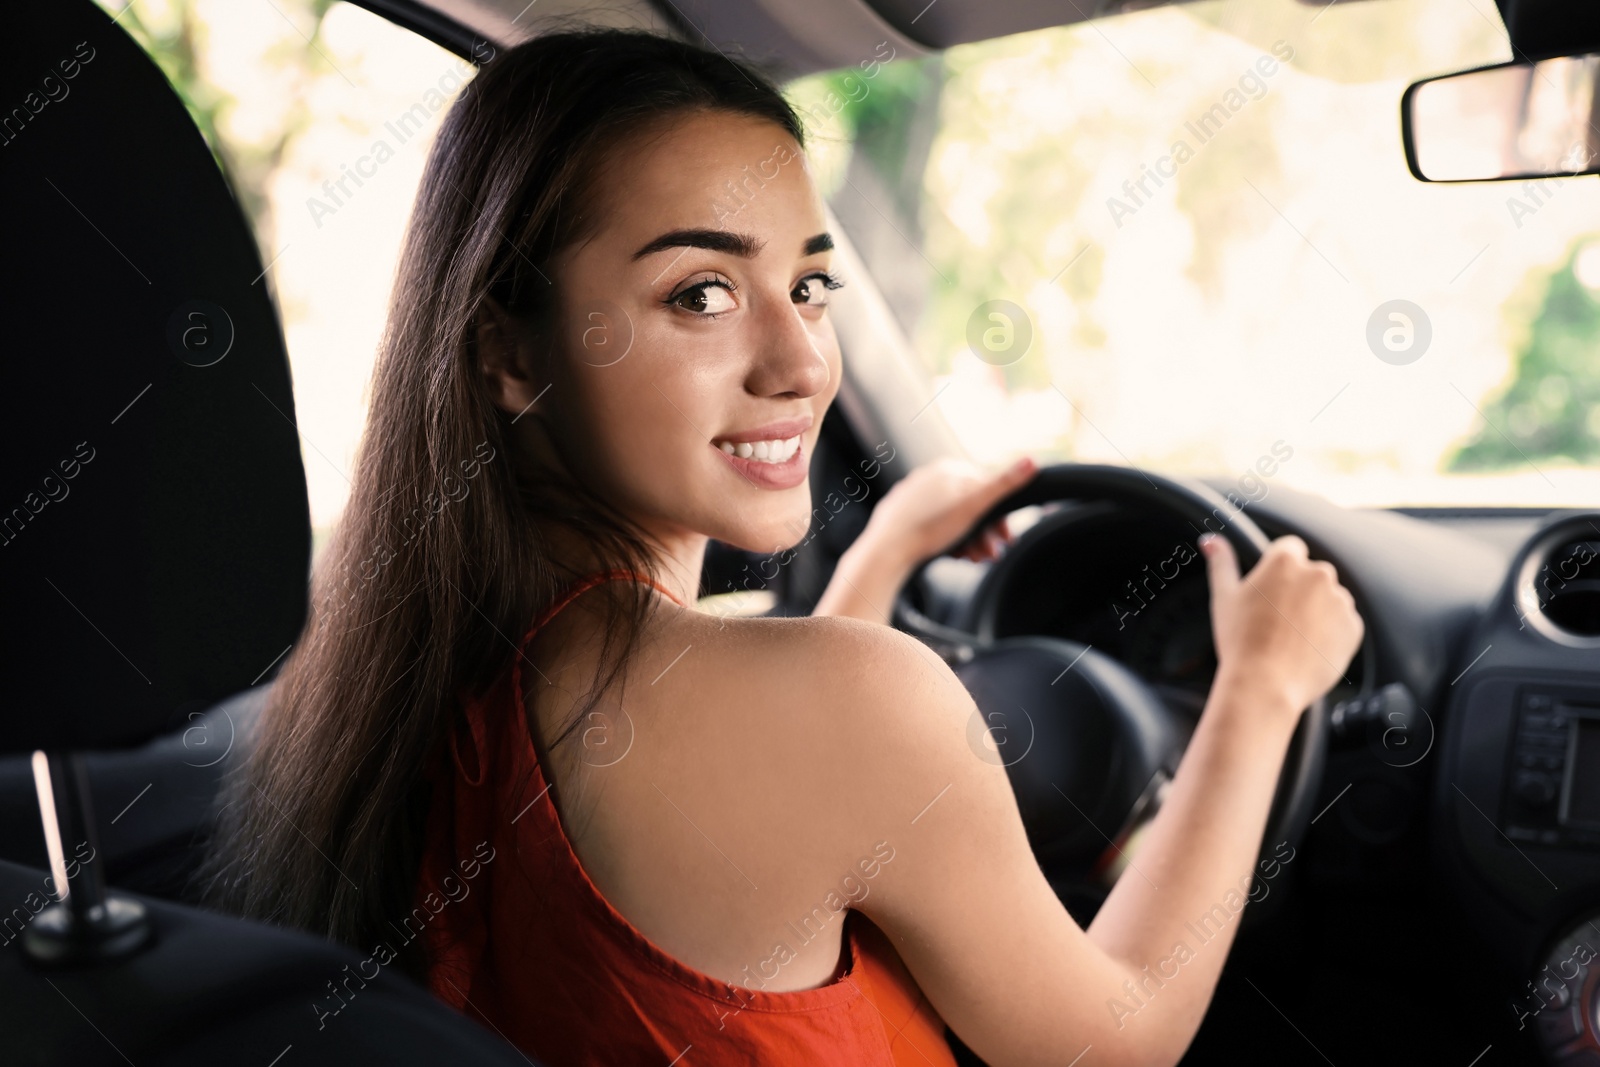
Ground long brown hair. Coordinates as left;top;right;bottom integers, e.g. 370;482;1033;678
199;27;806;969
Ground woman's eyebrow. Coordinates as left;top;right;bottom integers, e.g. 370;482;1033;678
629;230;833;261
632;229;762;260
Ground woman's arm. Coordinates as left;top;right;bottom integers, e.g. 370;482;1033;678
1079;535;1328;1016
812;531;1362;1067
813;455;1036;623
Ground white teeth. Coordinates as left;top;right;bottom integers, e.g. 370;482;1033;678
715;435;801;464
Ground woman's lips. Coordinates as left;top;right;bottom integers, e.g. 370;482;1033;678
712;438;807;490
714;416;813;445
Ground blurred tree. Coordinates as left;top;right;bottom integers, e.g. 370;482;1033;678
805;57;947;340
1449;240;1600;470
915;30;1111;390
100;0;337;263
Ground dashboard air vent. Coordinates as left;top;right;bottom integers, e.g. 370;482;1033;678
1516;521;1600;647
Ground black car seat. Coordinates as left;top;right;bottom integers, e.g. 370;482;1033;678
0;2;535;1062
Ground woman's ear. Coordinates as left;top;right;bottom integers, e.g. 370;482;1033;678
476;295;547;418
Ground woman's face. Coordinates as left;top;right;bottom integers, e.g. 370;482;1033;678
515;110;842;561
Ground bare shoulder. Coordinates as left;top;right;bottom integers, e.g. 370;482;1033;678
601;609;988;947
538;597;1084;1033
707;611;1019;838
670;610;1089;1064
661;607;996;864
680;609;971;721
663;611;981;773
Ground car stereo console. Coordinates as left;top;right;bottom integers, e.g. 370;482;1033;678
1502;685;1600;848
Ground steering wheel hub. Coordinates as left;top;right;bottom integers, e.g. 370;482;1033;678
954;636;1190;877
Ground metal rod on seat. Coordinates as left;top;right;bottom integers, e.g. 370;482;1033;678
23;749;152;966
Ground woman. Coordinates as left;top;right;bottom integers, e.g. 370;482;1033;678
203;27;1363;1067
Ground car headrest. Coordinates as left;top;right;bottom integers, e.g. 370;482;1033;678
0;0;311;753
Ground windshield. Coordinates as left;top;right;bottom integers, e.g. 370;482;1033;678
789;0;1600;508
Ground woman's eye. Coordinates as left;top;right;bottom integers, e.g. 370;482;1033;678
671;282;737;316
792;272;843;308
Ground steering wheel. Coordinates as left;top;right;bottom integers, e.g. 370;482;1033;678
891;463;1328;907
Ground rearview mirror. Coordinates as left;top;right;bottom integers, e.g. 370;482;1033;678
1403;52;1600;182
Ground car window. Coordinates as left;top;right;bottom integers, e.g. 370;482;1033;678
789;0;1600;508
99;0;472;556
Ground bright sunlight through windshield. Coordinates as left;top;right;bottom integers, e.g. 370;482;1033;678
790;0;1600;508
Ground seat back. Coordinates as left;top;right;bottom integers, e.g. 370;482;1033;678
0;6;539;1063
0;0;311;755
0;856;534;1066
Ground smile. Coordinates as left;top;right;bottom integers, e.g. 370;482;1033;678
710;415;812;489
713;419;812;495
715;436;800;463
710;435;807;490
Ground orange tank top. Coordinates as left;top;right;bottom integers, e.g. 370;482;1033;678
414;569;958;1066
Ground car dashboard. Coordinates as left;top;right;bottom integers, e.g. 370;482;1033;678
909;478;1600;1064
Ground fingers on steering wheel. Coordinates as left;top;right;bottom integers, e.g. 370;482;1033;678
952;517;1014;563
1274;533;1310;559
975;524;1008;561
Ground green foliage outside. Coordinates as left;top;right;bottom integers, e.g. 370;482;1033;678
1448;242;1600;471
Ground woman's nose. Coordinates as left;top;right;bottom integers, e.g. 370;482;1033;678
744;296;831;398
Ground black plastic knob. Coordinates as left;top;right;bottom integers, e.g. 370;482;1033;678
1514;772;1558;808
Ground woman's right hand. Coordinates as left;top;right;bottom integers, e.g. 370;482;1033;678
1199;531;1365;723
